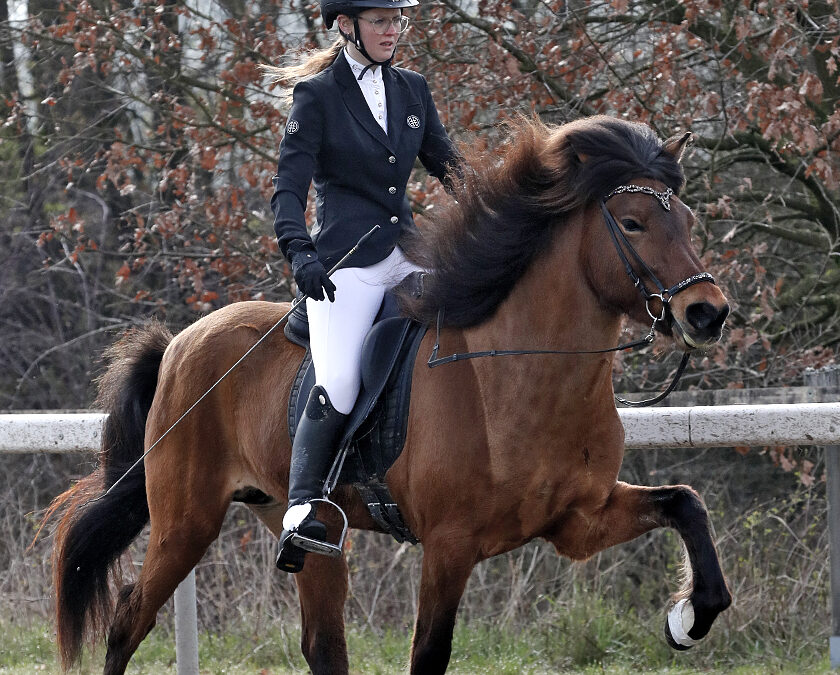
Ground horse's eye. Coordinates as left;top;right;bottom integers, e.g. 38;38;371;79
621;218;643;233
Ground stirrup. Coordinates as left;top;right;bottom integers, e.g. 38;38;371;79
289;497;349;558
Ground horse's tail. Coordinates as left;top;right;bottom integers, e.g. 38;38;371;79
43;322;173;669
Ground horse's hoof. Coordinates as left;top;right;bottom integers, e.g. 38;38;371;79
664;598;700;650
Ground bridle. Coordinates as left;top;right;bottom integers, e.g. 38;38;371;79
427;183;717;407
599;184;713;328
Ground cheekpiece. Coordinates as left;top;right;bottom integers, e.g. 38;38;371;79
605;184;674;211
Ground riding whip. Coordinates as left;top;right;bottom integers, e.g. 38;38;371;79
92;225;381;503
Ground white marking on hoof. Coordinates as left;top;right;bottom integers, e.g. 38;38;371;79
282;503;313;530
668;598;700;647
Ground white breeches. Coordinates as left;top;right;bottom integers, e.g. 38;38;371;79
306;246;423;414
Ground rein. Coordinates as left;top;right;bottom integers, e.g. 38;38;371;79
427;185;716;408
427;306;686;407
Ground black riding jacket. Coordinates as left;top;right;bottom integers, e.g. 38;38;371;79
271;52;458;270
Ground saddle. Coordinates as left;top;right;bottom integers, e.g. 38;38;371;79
285;273;426;544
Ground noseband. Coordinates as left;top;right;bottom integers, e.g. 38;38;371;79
427;184;718;407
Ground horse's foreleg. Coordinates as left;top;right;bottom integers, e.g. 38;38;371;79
251;500;351;674
294;553;350;675
553;482;731;649
103;497;228;675
410;541;475;675
651;484;732;648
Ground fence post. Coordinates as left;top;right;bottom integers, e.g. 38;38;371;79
174;570;199;675
805;365;840;668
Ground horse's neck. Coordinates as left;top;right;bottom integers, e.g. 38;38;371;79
463;223;623;412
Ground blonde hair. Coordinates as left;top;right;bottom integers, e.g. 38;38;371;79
262;37;346;107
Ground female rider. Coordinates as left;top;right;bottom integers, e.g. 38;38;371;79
269;0;460;572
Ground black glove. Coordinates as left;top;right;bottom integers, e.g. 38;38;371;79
291;250;336;302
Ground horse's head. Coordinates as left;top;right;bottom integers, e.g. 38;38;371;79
577;128;729;351
396;114;729;351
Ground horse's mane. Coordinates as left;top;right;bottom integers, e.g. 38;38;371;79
398;115;687;328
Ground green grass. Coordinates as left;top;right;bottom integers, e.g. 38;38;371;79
0;616;830;674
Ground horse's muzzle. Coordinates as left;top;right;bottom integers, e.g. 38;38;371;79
671;300;730;350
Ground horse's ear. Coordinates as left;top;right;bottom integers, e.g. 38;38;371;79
663;131;692;162
569;139;589;164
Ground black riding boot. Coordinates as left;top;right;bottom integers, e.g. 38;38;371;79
276;385;347;573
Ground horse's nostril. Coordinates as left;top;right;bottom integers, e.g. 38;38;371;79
686;302;730;333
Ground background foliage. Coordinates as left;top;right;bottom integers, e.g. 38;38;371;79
1;0;838;410
0;0;838;670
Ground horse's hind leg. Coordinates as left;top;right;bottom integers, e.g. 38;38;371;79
103;494;228;675
553;482;732;649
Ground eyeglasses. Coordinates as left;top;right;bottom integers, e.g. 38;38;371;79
359;15;410;35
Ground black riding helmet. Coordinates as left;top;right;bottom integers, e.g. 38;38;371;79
321;0;419;70
321;0;419;29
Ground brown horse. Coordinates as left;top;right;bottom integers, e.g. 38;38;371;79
46;115;731;675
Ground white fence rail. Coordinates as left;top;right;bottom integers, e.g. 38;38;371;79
620;402;840;448
2;403;840;453
0;412;106;453
3;403;840;674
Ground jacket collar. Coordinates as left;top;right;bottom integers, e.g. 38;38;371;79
344;48;381;81
332;52;408;152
